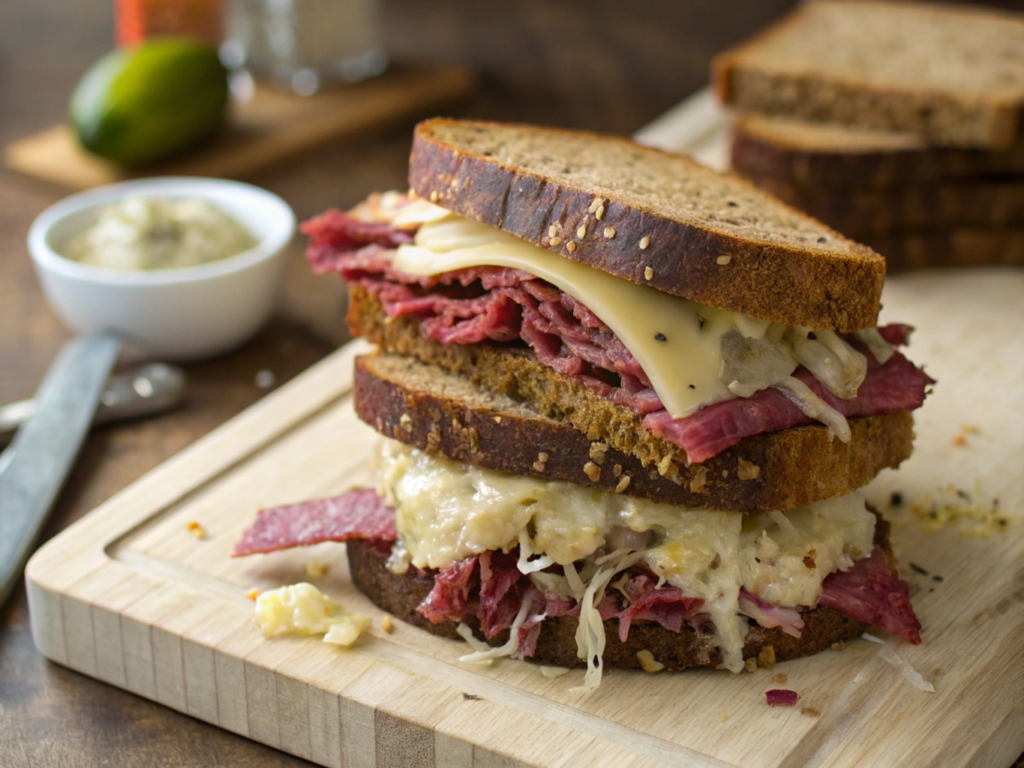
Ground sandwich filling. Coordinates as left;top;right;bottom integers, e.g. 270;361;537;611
234;439;922;691
304;193;932;464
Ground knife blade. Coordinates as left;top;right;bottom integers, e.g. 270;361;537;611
0;332;121;607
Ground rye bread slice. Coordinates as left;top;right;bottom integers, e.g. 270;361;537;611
732;114;1024;189
409;118;883;332
345;515;899;671
349;287;915;510
864;229;1024;270
742;174;1024;239
713;1;1024;150
356;351;914;513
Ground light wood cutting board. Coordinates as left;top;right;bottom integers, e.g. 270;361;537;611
24;96;1024;768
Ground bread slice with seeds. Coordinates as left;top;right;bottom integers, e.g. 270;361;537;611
714;1;1024;150
350;297;916;513
731;114;1024;190
409;118;883;332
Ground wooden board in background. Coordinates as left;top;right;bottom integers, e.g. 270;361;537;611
4;65;475;190
24;266;1024;768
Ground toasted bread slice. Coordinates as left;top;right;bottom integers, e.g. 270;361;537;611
864;229;1024;270
742;174;1024;239
346;514;900;671
714;1;1024;150
350;292;915;512
409;118;883;332
732;114;1024;189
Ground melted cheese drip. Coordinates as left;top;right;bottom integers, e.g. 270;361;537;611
394;214;739;418
377;440;876;672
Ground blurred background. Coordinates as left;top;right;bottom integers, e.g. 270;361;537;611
2;1;1023;765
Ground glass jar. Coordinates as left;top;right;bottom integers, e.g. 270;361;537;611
223;0;388;95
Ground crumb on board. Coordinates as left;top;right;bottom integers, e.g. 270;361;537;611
304;560;328;577
462;693;480;701
245;588;260;601
952;434;967;447
758;645;776;669
831;641;846;652
381;616;394;633
744;658;757;673
912;479;1011;537
801;707;821;718
186;521;206;539
773;672;787;684
720;712;729;723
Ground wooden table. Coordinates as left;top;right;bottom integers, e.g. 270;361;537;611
3;1;1022;766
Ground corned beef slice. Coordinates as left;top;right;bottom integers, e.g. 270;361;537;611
232;488;397;557
305;212;931;463
819;547;922;644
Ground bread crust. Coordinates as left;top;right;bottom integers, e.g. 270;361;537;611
409;118;884;332
713;1;1024;150
731;114;1024;190
345;515;898;671
355;351;915;513
864;229;1024;271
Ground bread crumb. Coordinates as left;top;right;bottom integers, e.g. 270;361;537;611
717;255;732;265
577;225;587;239
245;588;260;601
960;424;979;434
400;413;413;432
381;616;394;633
589;442;609;465
615;475;631;493
643;265;654;280
595;204;605;220
801;707;821;718
773;672;787;684
187;521;206;539
831;641;846;651
636;650;664;673
757;646;776;669
737;457;760;481
304;560;328;577
744;658;757;673
603;227;616;239
613;464;622;477
450;178;458;189
657;453;674;477
550;236;563;246
566;241;576;253
689;466;707;493
429;190;438;203
583;461;601;482
952;434;967;446
639;236;650;250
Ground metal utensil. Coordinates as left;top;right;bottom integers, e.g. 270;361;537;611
0;333;121;607
0;362;187;446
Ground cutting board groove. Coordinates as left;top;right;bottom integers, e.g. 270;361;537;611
25;109;1024;768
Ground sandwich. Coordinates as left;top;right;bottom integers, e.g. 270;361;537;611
235;119;929;691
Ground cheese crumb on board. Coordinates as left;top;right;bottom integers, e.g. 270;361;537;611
254;583;369;648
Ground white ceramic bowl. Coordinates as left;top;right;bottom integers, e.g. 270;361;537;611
28;177;296;361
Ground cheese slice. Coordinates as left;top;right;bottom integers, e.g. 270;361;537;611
394;214;740;418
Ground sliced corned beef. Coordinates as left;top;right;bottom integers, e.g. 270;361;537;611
232;488;396;557
819;547;922;644
305;212;932;464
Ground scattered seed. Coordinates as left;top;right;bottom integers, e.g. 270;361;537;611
615;475;631;493
550;236;563;246
583;461;601;481
817;236;827;244
595;205;605;220
429;191;439;202
603;227;616;239
644;266;654;280
567;242;576;253
577;225;587;239
462;694;479;700
716;255;732;265
639;235;651;250
909;562;929;576
548;225;558;238
381;616;394;633
400;413;413;432
613;464;622;477
655;332;667;342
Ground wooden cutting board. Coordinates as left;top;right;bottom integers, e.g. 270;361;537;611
4;65;474;190
24;97;1024;768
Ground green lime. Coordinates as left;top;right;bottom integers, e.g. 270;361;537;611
70;38;229;167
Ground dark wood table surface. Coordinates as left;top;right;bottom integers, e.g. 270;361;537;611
3;1;1023;765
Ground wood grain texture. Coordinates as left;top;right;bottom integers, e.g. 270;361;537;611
5;66;475;190
4;0;1024;766
23;268;1024;768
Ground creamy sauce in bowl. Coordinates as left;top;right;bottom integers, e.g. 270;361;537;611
62;196;257;271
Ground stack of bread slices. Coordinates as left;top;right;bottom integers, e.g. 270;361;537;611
236;119;930;691
714;0;1024;269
